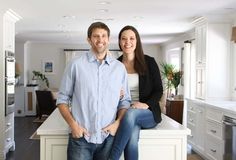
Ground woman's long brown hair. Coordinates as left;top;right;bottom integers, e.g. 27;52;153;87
118;26;147;75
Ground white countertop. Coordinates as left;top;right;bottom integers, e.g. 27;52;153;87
187;98;236;117
37;108;191;137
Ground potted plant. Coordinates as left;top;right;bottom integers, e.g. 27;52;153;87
160;62;183;97
32;70;49;88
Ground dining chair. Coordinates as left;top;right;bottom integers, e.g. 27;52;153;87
35;90;57;119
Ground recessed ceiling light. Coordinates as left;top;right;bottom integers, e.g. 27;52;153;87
93;18;114;21
133;16;143;20
98;9;109;13
63;15;76;19
58;24;65;28
98;1;111;5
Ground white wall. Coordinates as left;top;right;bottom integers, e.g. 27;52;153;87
17;42;162;89
160;31;195;95
15;41;25;85
143;44;162;64
231;19;236;100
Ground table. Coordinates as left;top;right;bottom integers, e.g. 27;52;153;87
166;98;184;124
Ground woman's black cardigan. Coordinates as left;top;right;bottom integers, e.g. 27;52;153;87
118;55;163;123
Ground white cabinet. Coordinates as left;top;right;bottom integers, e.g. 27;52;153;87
3;11;17;52
25;86;39;116
4;112;15;155
187;100;205;153
196;66;205;99
195;24;206;65
193;19;231;100
37;109;190;160
205;108;224;160
1;10;20;159
40;136;68;160
186;99;231;160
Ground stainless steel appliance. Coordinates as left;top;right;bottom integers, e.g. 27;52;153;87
223;115;236;160
5;50;15;115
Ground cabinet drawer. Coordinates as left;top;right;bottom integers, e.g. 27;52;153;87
5;113;14;131
206;120;223;139
187;111;196;125
206;108;223;123
187;105;196;112
5;127;14;148
205;135;224;160
187;123;196;145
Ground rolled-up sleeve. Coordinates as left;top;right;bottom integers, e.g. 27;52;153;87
56;62;75;106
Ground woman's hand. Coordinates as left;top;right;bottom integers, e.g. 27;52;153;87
131;102;149;109
102;120;120;136
120;88;124;100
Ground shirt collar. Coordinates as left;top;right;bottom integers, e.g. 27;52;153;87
87;49;113;65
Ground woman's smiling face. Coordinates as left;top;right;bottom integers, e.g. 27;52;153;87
119;29;137;54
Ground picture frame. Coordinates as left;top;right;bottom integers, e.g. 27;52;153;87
42;60;54;74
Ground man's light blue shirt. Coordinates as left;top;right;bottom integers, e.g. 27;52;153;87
56;50;131;144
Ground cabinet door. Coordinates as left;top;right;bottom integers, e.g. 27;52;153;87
195;105;205;152
40;136;68;160
3;14;15;52
187;101;205;153
166;100;183;124
5;112;15;153
196;66;205;99
187;101;197;146
196;25;206;65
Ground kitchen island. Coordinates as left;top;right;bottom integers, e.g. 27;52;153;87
37;108;190;160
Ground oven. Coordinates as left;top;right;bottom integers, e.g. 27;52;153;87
5;51;15;78
223;115;236;160
5;50;15;115
5;79;15;115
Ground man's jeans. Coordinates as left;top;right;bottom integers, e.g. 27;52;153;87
109;108;157;160
68;134;114;160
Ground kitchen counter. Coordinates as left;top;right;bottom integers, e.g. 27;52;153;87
187;98;236;118
37;108;190;160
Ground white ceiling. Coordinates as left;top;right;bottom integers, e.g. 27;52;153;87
2;0;236;44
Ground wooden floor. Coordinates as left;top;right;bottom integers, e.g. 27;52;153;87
6;116;41;160
6;116;204;160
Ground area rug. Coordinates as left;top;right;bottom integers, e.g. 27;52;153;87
33;115;48;123
29;131;40;140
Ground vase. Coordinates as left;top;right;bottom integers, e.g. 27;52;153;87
175;87;178;96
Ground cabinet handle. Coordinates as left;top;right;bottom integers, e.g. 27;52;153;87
210;129;216;133
210;149;216;153
190;119;193;122
6;138;11;142
189;135;193;138
6;123;11;126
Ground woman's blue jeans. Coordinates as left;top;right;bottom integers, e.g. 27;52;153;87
67;134;114;160
109;108;157;160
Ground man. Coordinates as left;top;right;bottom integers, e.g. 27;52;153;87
56;22;131;160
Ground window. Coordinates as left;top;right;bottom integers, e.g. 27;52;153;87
167;48;181;70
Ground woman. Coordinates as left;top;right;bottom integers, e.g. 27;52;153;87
109;26;163;160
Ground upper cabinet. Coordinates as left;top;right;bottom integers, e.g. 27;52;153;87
3;10;21;52
195;24;206;66
193;17;231;100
